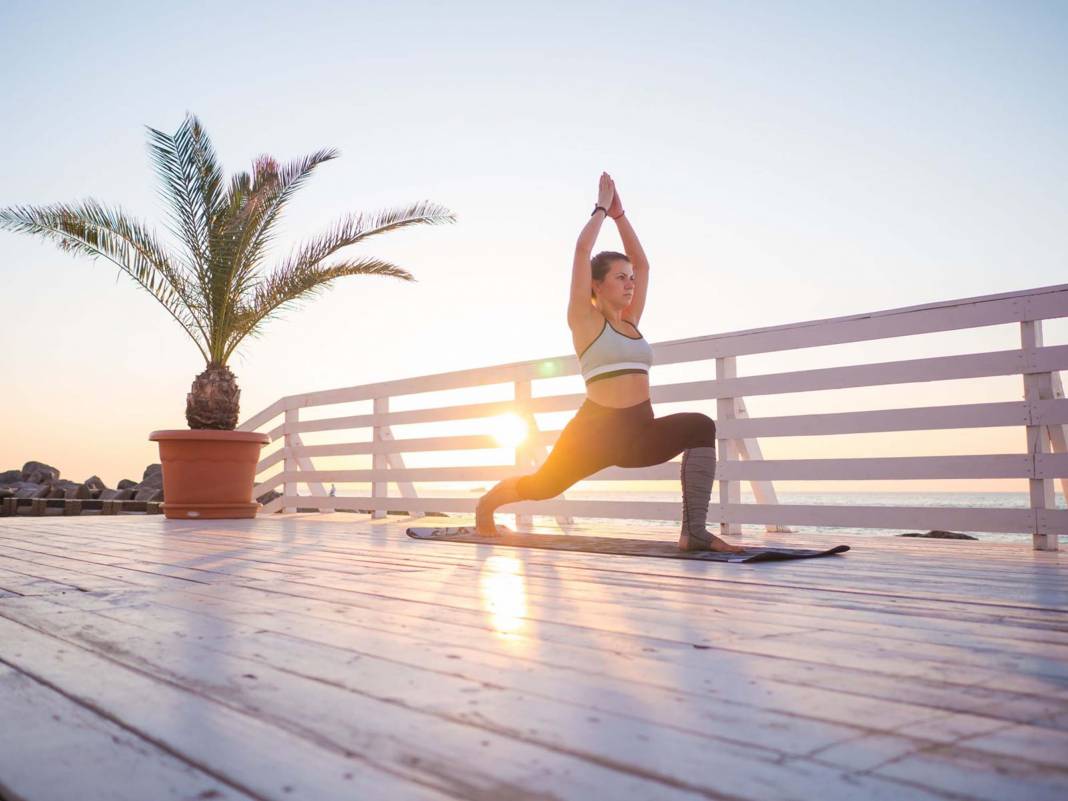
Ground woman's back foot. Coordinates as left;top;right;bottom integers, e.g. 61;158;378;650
678;530;746;553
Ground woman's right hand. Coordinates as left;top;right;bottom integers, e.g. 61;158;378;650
597;172;615;209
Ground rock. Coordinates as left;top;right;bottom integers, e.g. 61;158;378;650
22;461;60;484
84;476;107;491
256;489;281;505
0;487;12;500
101;488;136;501
899;530;979;540
15;484;49;499
135;488;162;502
138;476;163;492
64;484;91;500
0;469;22;485
117;479;138;490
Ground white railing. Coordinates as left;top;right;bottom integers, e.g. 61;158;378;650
239;283;1068;551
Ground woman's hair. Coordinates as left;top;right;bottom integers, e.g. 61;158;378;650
590;250;631;299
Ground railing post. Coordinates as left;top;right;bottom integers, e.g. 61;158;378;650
372;396;388;519
283;406;298;514
515;379;533;531
716;357;742;536
1021;320;1058;551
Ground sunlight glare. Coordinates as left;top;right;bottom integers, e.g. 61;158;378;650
479;555;528;636
491;413;529;448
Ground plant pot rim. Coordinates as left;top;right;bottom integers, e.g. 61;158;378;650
149;429;270;444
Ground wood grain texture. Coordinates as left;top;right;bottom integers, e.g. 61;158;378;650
1;513;1066;800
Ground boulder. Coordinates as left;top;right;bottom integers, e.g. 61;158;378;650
134;488;162;502
15;484;49;499
64;484;91;500
899;530;979;540
101;488;136;501
0;487;12;500
22;461;60;484
117;479;138;490
84;476;107;492
0;469;22;485
139;464;164;489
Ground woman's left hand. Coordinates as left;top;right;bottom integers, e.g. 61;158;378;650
607;182;624;219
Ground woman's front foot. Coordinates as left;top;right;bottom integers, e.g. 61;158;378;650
475;497;501;536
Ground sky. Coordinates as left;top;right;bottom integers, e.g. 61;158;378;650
1;0;1066;496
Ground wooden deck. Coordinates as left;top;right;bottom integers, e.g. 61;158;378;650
1;514;1066;801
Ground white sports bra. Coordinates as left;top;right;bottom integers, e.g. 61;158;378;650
578;317;654;384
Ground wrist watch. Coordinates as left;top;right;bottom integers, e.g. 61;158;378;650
591;205;608;217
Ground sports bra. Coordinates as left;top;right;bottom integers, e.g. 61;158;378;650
577;316;654;384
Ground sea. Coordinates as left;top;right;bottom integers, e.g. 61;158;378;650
410;488;1068;544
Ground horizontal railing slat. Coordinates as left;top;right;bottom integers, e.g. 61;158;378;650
279;452;1043;485
252;474;283;498
283;347;1068;435
274;284;1068;410
269;400;1068;464
237;398;285;434
273;286;1068;410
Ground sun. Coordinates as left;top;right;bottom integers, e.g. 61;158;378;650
491;413;529;448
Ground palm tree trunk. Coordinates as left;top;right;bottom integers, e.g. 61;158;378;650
186;363;240;429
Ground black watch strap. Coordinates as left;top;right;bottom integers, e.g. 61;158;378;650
591;205;608;217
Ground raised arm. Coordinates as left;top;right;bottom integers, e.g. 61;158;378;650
568;172;614;323
608;184;649;324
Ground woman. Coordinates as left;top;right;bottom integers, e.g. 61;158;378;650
475;172;743;553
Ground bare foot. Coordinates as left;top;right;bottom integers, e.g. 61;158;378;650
679;530;747;553
475;498;502;536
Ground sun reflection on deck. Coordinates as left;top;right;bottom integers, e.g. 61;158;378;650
478;555;528;636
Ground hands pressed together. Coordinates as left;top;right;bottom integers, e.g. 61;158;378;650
596;172;625;220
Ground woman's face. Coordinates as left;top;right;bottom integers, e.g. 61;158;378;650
593;259;635;308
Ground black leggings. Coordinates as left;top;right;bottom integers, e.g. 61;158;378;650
515;398;717;501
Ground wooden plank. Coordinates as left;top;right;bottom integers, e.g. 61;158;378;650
1022;321;1058;550
718;401;1029;438
283;407;298;514
236;397;284;435
0;608;911;801
0;663;257;801
0;616;459;801
272;285;1068;416
719;454;1032;481
282;347;1068;439
8;524;1068;635
18;589;1065;801
8;516;1068;726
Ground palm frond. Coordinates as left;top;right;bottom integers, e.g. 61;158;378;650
222;257;414;361
274;201;456;278
145;114;226;293
227;149;339;288
208;150;339;354
0;200;209;359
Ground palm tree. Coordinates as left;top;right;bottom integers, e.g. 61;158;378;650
0;113;455;429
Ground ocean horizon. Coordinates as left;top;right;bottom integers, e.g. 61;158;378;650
398;488;1068;543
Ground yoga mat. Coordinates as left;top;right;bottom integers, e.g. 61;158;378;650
406;526;849;563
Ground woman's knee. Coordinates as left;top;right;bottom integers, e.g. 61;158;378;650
688;413;717;448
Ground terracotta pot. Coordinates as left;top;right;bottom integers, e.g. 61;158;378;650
149;429;270;520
